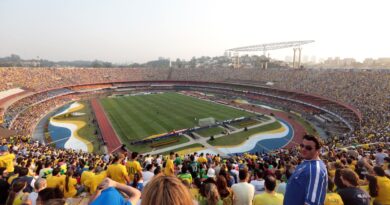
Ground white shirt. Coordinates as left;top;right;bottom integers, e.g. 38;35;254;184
142;171;154;185
231;182;255;205
276;182;287;195
28;192;39;205
375;152;388;166
250;179;265;194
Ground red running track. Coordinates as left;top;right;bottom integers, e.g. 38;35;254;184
91;99;122;153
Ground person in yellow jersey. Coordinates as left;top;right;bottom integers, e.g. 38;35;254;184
126;152;142;184
363;158;390;205
63;169;78;198
197;153;207;164
253;175;284;205
360;175;379;205
85;166;107;194
325;179;344;205
46;167;65;190
373;166;390;205
164;152;175;176
0;145;15;173
80;164;95;186
106;153;130;185
213;154;221;164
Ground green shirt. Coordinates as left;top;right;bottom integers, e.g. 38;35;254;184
174;157;183;166
178;173;193;184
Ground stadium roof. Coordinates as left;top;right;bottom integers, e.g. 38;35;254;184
227;40;315;52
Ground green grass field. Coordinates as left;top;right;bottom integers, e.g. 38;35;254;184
100;92;254;152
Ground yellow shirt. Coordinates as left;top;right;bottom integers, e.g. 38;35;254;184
197;157;207;164
80;170;95;185
12;192;28;205
190;188;200;201
324;192;344;205
85;171;107;194
253;192;284;205
107;163;128;184
8;174;18;185
126;160;142;181
375;176;390;205
46;175;65;189
214;156;221;163
164;159;174;176
0;153;15;172
63;177;77;198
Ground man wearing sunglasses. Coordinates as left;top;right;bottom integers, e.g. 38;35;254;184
284;135;328;205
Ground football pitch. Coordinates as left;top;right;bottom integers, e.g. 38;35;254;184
100;92;254;143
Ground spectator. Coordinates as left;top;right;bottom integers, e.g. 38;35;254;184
216;175;233;205
106;153;129;185
27;178;47;205
231;168;254;205
338;168;370;205
178;165;193;184
63;169;78;198
372;166;390;205
142;164;154;186
6;180;27;205
360;175;379;205
89;177;141;205
0;167;10;205
324;179;343;205
284;135;328;205
375;148;388;166
36;187;64;205
0;146;15;173
199;183;223;205
11;167;33;193
253;175;284;205
250;169;265;194
141;174;193;205
126;152;142;184
164;152;175;176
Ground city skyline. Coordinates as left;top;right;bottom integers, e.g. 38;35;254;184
0;0;389;63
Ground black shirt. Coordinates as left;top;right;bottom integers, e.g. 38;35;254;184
0;178;9;205
338;187;371;205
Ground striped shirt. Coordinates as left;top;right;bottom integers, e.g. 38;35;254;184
284;160;328;205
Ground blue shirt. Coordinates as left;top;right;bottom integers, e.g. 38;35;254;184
284;160;328;205
90;187;132;205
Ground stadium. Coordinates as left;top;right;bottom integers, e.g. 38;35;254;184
1;1;390;204
0;66;389;204
0;68;367;154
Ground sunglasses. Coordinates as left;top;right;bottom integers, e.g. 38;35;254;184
300;144;314;151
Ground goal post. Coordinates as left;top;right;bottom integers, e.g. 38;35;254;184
198;117;215;127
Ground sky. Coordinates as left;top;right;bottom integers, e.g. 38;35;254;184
0;0;389;63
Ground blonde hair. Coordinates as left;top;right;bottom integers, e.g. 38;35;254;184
205;183;220;205
141;174;193;205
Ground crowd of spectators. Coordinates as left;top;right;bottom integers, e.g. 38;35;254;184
0;67;388;149
0;134;389;205
0;67;389;205
3;89;73;128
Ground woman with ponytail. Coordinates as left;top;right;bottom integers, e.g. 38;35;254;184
63;169;77;198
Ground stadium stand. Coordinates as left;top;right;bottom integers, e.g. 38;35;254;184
0;67;389;205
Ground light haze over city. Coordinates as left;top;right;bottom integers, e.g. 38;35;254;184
0;0;389;63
